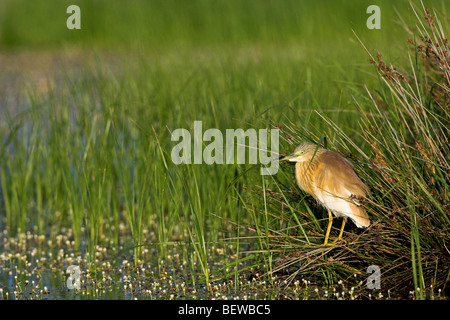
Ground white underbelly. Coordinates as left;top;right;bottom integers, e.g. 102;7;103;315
314;188;353;219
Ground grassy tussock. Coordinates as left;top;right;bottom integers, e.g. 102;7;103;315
246;2;449;298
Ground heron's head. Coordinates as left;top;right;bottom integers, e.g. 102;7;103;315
278;142;323;163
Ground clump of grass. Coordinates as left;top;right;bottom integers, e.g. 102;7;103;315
248;2;449;298
355;2;449;297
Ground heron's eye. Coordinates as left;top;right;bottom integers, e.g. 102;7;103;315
295;150;304;156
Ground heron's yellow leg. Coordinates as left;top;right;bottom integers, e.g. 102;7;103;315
323;209;333;245
333;219;346;243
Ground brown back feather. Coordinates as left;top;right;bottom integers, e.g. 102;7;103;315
313;150;369;227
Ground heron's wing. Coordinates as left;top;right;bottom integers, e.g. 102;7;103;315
312;151;370;227
314;151;368;198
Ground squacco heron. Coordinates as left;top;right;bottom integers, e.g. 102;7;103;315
279;142;369;245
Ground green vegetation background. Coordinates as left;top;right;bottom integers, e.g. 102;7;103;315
0;0;448;296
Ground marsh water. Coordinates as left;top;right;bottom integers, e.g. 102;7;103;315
0;228;319;300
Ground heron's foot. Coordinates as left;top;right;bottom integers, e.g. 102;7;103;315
332;237;347;245
320;241;334;247
319;237;346;247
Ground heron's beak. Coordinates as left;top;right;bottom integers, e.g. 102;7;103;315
277;153;295;161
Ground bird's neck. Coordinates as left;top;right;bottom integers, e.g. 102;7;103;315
294;157;320;196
